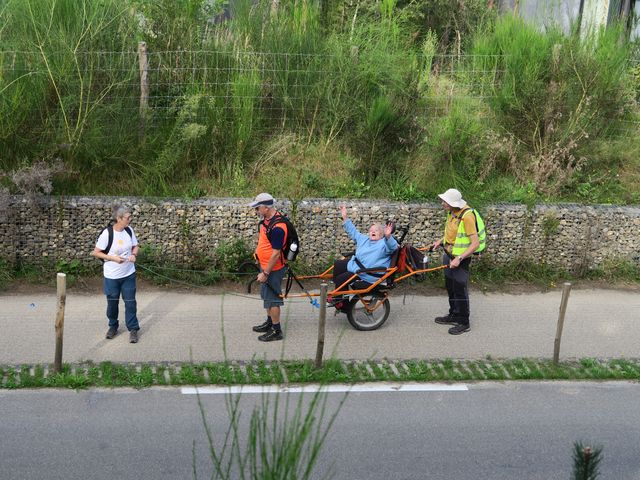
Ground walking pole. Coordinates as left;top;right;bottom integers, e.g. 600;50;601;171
54;273;67;374
315;283;328;369
553;282;572;364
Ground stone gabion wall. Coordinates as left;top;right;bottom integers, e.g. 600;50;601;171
1;196;639;272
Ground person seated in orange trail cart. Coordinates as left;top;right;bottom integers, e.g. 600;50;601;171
331;205;398;306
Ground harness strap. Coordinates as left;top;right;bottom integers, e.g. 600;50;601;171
354;256;385;278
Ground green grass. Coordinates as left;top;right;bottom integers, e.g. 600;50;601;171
2;358;639;389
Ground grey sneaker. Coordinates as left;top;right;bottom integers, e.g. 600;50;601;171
105;327;118;339
129;330;139;343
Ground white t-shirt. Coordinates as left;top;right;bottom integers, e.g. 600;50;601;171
95;227;139;279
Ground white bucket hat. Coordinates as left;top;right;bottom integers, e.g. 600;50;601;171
438;188;467;208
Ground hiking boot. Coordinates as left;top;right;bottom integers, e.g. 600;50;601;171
129;330;139;343
105;327;118;339
252;320;272;333
434;315;457;325
258;328;283;342
448;324;470;335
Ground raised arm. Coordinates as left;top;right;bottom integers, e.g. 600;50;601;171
384;224;399;253
340;205;366;243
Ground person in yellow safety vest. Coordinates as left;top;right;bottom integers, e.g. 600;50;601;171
430;188;486;335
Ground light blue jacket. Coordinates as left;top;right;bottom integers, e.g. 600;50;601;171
343;219;399;284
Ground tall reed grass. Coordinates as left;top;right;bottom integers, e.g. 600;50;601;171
1;1;638;203
0;0;140;174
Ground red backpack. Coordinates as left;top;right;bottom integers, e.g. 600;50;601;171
395;244;427;273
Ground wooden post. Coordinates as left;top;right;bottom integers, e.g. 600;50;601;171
53;273;67;374
137;41;149;140
553;282;572;364
314;283;328;369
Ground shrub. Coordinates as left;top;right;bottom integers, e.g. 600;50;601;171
212;239;254;278
10;158;66;206
55;259;98;287
136;239;253;286
471;15;633;195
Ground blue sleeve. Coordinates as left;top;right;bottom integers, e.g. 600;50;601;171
384;235;399;253
268;227;285;250
343;219;366;244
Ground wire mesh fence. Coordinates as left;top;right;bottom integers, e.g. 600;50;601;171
0;49;508;124
2;47;639;142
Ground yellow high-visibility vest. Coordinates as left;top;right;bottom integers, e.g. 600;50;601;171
447;208;486;256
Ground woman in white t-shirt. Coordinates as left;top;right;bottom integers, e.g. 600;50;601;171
92;205;141;343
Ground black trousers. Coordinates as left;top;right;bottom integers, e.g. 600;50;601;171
332;258;354;293
443;253;472;325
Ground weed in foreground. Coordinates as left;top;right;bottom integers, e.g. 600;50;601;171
571;442;603;480
194;385;347;480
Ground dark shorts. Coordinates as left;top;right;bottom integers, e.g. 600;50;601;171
261;266;286;309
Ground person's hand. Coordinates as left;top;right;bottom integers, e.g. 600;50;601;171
339;205;348;221
449;256;461;269
128;254;137;263
257;272;269;283
384;222;394;239
111;255;125;264
432;239;442;250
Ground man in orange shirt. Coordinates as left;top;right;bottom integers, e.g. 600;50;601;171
249;193;288;342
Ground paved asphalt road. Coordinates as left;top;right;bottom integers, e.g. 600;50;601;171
1;382;639;479
1;287;639;363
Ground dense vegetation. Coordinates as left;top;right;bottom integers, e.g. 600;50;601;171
1;0;639;205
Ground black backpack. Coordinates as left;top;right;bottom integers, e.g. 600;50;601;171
99;223;132;262
259;212;300;262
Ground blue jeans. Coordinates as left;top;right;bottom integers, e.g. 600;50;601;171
103;273;139;331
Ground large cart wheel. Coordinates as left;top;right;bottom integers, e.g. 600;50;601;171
346;293;391;331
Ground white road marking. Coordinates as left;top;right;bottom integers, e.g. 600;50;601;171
181;383;468;395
